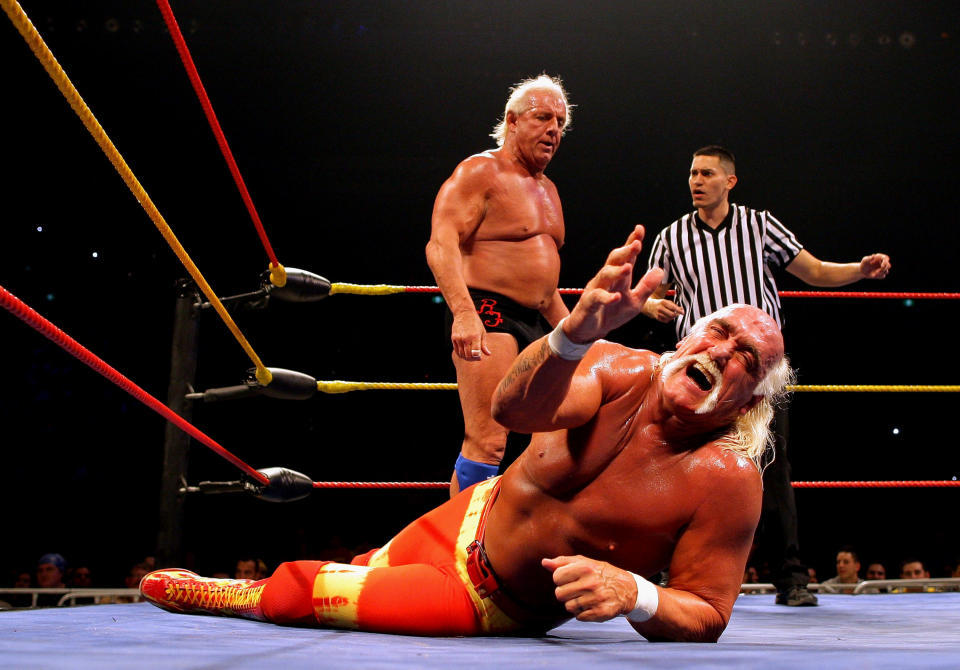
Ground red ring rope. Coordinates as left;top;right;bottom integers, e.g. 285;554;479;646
779;291;960;299
0;284;270;486
403;287;959;299
792;480;960;488
155;0;279;268
312;481;449;489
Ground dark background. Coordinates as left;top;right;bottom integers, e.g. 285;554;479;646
3;1;958;587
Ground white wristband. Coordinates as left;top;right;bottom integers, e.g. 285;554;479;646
624;572;659;623
547;318;593;361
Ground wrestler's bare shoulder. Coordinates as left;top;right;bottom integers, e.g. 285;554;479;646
447;150;500;184
685;443;763;502
456;149;557;185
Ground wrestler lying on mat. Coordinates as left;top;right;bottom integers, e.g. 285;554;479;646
142;225;791;642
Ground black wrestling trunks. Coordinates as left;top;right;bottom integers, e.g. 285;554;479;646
444;289;549;349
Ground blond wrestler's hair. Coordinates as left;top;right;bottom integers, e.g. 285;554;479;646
490;74;572;147
721;355;794;471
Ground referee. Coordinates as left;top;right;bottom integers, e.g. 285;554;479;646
642;145;890;607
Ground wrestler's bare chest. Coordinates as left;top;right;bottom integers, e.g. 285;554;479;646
475;172;564;243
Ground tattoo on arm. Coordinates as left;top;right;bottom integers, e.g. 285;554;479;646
497;339;552;399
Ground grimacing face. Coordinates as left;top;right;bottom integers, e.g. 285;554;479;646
662;306;783;421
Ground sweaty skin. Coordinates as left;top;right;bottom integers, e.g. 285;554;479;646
485;227;783;641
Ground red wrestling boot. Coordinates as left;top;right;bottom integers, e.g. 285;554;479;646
140;569;268;621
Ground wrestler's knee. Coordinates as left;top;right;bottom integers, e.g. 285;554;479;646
261;560;328;625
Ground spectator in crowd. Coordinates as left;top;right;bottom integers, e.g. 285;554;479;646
892;557;934;593
66;563;96;605
807;567;818;584
235;558;268;581
865;562;887;581
1;569;34;608
67;564;93;588
35;553;67;607
862;561;889;593
818;547;861;593
900;558;930;580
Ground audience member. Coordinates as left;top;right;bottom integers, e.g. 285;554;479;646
900;558;930;580
818;547;861;593
862;561;889;593
103;561;150;603
892;557;934;593
235;558;268;581
2;569;33;608
865;562;887;581
743;566;760;584
67;564;93;588
66;563;96;605
35;553;67;607
807;567;818;584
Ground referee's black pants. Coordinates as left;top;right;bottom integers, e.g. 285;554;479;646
760;407;811;591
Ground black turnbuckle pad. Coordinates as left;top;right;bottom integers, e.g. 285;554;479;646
252;467;314;503
256;367;317;400
263;268;331;302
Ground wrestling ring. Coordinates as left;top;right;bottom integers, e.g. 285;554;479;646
3;1;959;667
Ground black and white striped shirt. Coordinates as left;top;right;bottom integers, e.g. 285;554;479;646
647;204;803;339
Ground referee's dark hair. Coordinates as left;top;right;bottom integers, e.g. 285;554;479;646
693;145;736;174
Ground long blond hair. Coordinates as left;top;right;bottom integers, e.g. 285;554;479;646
718;356;795;471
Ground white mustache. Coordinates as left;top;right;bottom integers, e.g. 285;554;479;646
661;353;723;414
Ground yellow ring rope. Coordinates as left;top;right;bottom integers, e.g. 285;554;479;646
329;283;410;296
2;0;272;386
317;381;458;394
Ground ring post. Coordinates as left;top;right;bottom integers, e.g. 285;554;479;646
156;279;201;567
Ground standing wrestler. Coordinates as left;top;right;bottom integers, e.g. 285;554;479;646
142;227;792;641
642;145;891;606
425;74;571;496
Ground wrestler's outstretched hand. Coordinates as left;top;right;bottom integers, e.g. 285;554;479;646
542;555;638;622
564;225;664;344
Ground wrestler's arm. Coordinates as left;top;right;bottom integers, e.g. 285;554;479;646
425;158;492;360
630;462;761;642
493;225;662;432
543;459;760;642
640;284;684;323
540;289;570;328
493;340;640;433
786;249;891;286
